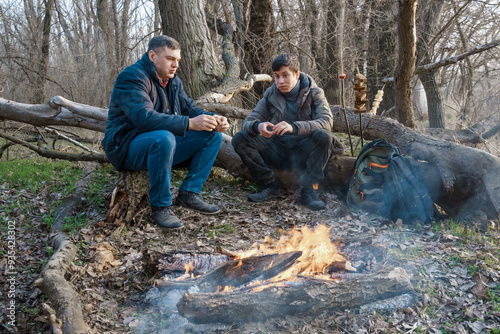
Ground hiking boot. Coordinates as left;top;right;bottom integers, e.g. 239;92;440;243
175;191;220;214
300;186;326;211
248;182;281;202
151;206;184;229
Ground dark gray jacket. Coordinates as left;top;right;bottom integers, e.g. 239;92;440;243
241;72;333;136
103;52;211;170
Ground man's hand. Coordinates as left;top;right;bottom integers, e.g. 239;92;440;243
272;121;293;136
258;121;275;138
214;115;230;132
188;115;218;131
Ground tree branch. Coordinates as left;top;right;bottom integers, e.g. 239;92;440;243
43;127;102;154
0;130;108;162
383;38;500;83
416;38;500;74
0;96;107;132
200;11;273;104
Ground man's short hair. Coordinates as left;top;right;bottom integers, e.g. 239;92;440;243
148;35;182;52
272;54;300;73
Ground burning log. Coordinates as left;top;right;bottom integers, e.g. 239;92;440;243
196;251;302;291
176;267;413;324
156;251;302;293
215;246;239;259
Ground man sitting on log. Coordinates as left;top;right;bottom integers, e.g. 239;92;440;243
102;35;229;229
232;54;334;211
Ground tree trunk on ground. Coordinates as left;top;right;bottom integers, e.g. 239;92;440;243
158;0;223;99
176;267;413;324
34;163;98;334
331;107;500;221
1;97;500;222
394;0;417;128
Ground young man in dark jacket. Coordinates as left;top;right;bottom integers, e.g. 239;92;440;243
232;54;334;211
103;36;229;228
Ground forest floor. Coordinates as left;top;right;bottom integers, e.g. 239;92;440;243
1;163;500;334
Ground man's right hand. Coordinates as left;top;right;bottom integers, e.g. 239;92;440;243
258;121;275;138
188;115;218;131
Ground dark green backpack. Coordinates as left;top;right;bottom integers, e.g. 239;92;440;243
347;139;435;224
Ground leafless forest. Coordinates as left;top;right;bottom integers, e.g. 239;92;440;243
1;0;499;134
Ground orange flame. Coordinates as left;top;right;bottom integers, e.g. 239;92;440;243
184;261;194;275
216;285;234;293
263;260;274;271
312;183;318;190
235;224;346;282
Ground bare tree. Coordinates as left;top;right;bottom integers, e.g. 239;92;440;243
416;0;446;128
322;0;345;105
366;0;397;114
394;0;418;128
33;0;54;104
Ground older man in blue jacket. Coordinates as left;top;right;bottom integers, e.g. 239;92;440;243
103;35;229;229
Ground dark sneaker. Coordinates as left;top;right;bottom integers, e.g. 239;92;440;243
248;182;281;202
300;187;326;211
175;191;220;214
151;206;184;229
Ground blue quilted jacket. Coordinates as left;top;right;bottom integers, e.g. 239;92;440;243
103;52;211;170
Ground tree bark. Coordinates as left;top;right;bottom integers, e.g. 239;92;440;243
158;0;223;99
176;267;413;324
394;0;417;128
33;0;54;104
243;0;273;77
322;0;344;105
416;0;446;128
366;0;396;114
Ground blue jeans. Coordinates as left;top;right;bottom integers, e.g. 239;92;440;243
123;130;222;207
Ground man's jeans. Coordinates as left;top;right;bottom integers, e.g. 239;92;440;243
124;130;222;207
232;129;334;186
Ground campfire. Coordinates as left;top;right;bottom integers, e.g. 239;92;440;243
218;224;354;288
154;224;413;324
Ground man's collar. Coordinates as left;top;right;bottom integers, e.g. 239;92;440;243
159;77;169;88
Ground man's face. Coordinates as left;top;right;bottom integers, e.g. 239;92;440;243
148;47;181;80
274;66;300;94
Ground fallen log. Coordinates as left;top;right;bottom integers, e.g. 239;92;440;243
2;96;500;221
34;163;98;334
176;266;413;324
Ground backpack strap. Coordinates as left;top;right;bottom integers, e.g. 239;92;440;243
361;167;386;183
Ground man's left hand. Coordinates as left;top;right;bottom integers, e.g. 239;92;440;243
214;115;230;132
272;121;293;136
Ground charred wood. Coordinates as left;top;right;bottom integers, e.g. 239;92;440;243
156;251;302;294
177;267;413;324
